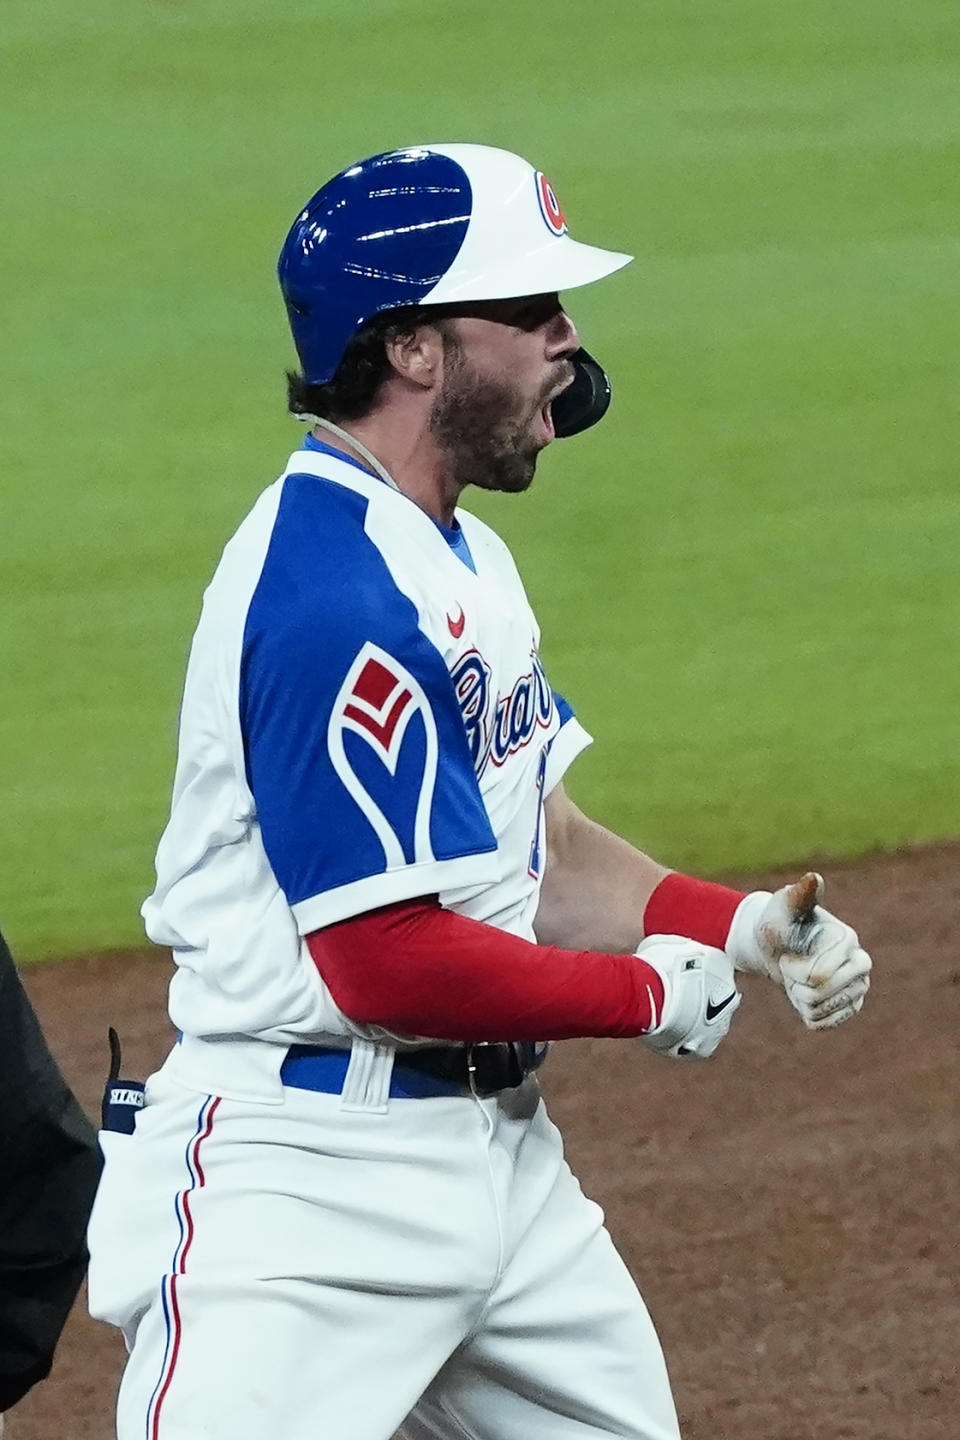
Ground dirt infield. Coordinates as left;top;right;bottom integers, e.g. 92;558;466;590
9;843;960;1440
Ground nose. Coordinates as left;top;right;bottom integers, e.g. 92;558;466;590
546;307;580;360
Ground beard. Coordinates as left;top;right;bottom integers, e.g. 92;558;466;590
428;337;546;495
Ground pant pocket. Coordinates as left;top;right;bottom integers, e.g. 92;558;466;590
87;1130;155;1330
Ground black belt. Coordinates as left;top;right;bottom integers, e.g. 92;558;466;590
407;1040;547;1095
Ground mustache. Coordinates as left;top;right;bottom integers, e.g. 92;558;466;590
539;361;577;409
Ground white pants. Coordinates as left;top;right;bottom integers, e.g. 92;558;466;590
88;1055;680;1440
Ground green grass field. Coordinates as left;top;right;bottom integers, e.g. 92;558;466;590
2;1;958;958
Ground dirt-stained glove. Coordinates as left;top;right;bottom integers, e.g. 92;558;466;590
638;934;741;1059
725;873;872;1030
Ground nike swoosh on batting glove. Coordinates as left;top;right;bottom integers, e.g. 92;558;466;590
637;935;742;1060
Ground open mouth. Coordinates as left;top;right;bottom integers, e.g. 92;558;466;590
540;371;575;443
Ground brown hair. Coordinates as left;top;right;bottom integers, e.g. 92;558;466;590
286;306;450;423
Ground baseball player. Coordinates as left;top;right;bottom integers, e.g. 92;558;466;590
87;145;872;1440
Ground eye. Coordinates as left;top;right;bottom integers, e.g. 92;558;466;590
514;296;560;331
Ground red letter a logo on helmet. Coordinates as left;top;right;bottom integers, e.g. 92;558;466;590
535;172;567;237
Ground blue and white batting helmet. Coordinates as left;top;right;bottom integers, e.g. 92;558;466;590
278;144;632;433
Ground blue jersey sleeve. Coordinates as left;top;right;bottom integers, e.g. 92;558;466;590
240;475;499;931
552;690;575;729
544;688;592;795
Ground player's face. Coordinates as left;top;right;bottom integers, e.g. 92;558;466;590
428;295;579;495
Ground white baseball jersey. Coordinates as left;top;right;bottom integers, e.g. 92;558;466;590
143;436;591;1052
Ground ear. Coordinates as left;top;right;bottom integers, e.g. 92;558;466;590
384;323;445;391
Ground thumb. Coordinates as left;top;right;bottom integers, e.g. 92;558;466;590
784;872;824;925
757;872;825;963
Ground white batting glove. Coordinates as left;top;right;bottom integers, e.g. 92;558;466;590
726;873;872;1030
638;934;742;1060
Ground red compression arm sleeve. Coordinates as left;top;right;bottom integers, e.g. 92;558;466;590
306;898;665;1042
643;872;747;949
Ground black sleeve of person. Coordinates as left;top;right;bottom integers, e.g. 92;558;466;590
0;927;103;1413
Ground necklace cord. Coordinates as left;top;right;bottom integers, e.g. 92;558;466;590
300;415;402;493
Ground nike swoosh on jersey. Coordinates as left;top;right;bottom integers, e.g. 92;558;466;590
644;981;662;1030
447;606;465;639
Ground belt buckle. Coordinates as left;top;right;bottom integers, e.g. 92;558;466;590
465;1042;532;1098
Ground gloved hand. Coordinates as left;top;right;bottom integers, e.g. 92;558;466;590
638;934;741;1059
726;873;872;1030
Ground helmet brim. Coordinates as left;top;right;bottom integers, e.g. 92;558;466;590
421;235;632;306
